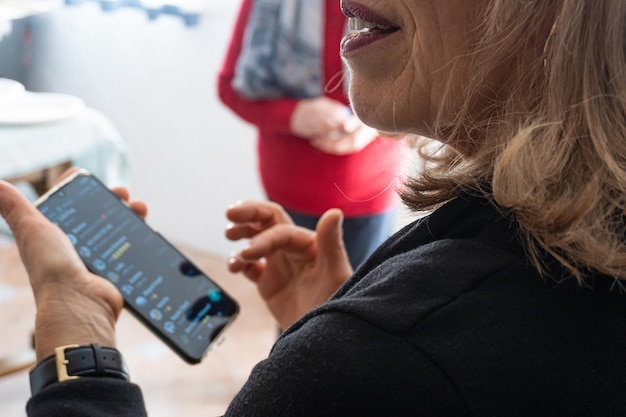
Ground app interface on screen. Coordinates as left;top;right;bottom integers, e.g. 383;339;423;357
38;175;237;358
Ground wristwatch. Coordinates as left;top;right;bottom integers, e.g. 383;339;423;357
29;344;130;395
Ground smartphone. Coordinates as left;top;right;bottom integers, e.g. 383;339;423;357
35;170;239;364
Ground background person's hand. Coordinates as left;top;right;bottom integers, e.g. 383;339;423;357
310;119;379;155
225;201;353;330
290;97;352;139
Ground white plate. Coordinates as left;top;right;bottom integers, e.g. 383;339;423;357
0;78;25;96
0;92;85;125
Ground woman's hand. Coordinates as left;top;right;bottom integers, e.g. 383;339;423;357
225;201;353;330
0;171;147;361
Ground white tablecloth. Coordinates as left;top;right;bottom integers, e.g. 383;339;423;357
0;106;132;188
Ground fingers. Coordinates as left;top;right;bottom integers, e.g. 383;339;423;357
310;134;358;155
315;208;344;258
227;256;265;282
291;97;348;138
111;186;130;201
127;201;148;218
241;224;315;261
227;222;317;291
225;200;293;241
110;187;148;218
226;200;309;286
316;124;379;155
341;115;362;134
315;209;354;280
226;200;291;224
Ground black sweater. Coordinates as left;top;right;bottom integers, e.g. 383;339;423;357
27;194;626;416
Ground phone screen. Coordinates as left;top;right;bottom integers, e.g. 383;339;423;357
36;172;239;363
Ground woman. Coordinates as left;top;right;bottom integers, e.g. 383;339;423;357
4;0;626;415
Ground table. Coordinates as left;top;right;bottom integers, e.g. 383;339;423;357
0;106;132;193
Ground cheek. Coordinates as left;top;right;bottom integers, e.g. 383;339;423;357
347;54;437;136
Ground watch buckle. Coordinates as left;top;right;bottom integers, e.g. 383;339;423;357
54;344;80;383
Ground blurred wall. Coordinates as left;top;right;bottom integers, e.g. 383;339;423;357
0;19;28;83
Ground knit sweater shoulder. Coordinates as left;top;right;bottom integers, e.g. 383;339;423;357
27;194;626;416
225;193;626;416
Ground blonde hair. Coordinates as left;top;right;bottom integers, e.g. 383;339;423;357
401;0;626;281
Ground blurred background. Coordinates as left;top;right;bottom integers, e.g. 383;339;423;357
0;0;263;257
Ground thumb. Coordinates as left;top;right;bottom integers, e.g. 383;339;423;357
315;209;353;281
0;180;42;238
341;115;361;134
0;180;82;279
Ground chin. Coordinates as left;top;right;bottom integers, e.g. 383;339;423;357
349;82;419;135
350;100;405;135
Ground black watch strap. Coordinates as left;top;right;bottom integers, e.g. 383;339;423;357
29;344;130;395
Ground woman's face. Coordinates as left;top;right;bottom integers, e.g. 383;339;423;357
340;0;484;142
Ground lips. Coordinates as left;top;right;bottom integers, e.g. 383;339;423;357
340;0;400;54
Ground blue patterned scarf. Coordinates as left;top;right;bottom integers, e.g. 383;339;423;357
233;0;324;99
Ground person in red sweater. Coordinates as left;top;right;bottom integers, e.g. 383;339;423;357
217;0;407;269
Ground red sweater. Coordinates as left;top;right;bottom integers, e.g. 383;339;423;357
217;0;405;217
